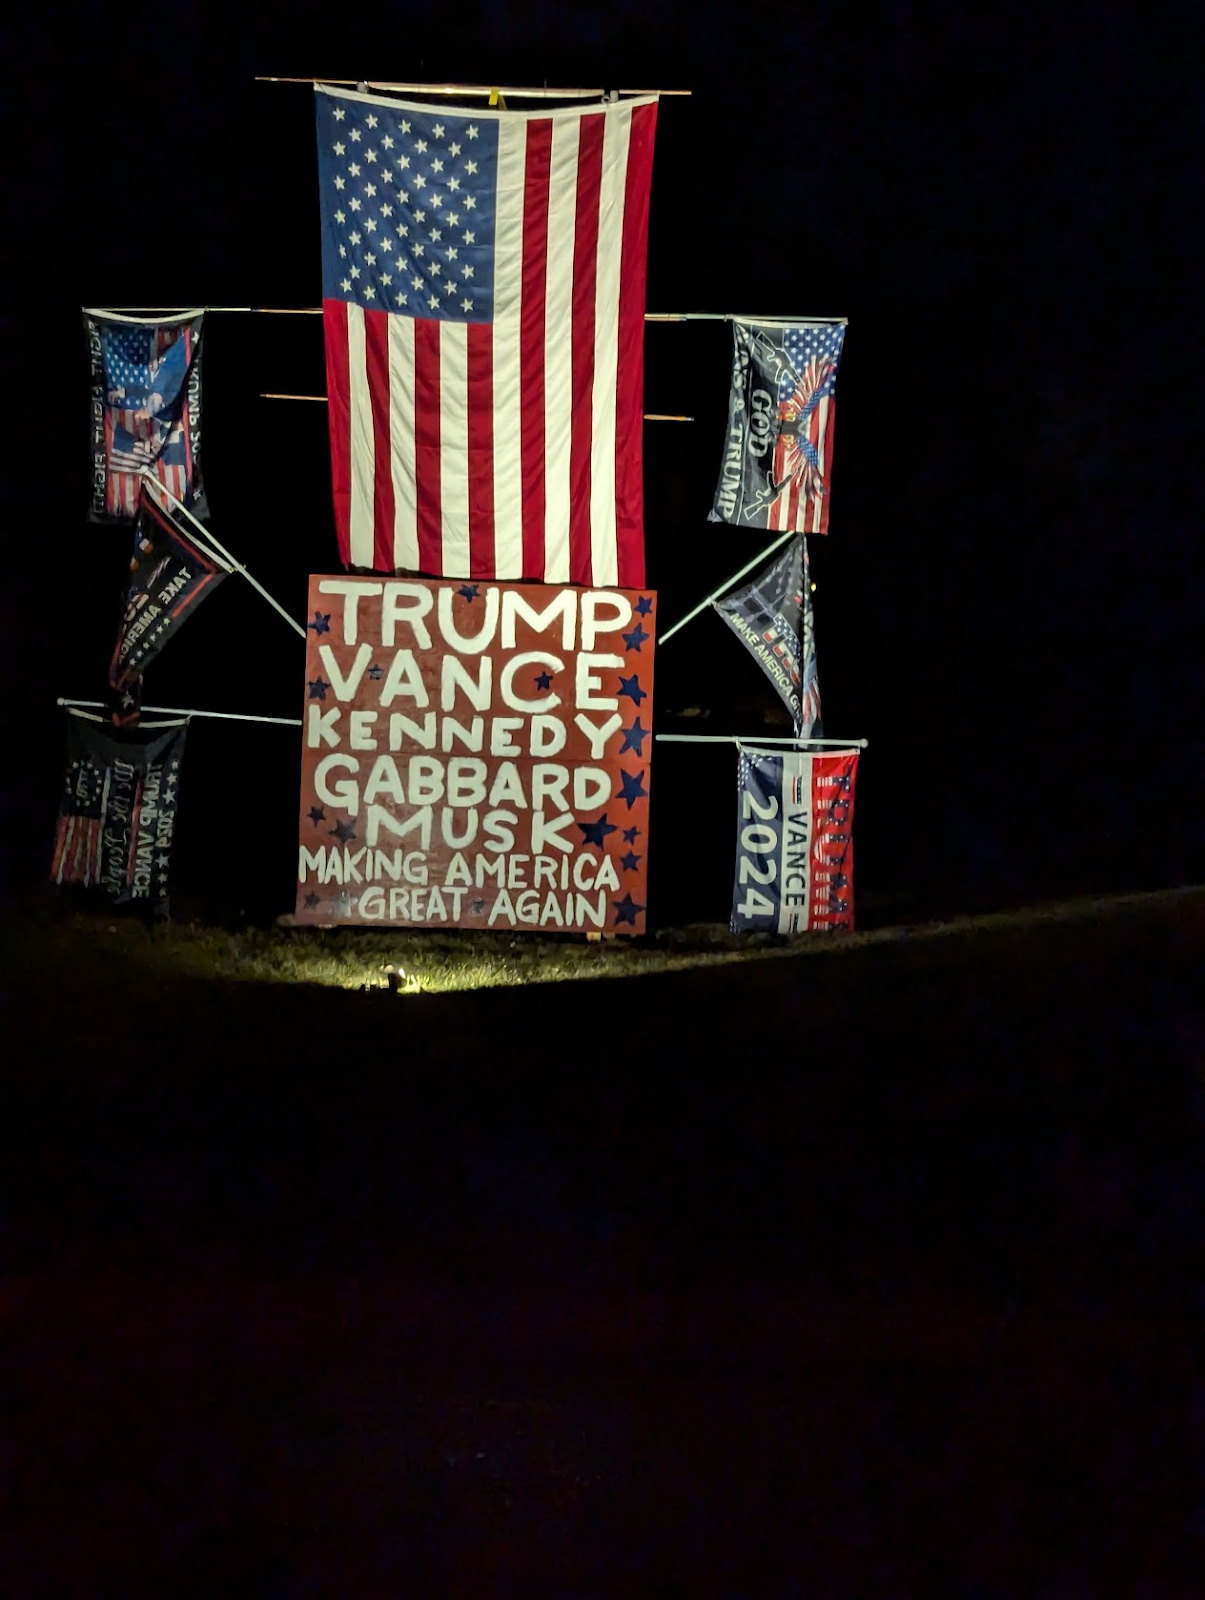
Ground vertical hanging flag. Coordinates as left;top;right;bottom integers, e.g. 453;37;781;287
50;710;189;915
731;746;858;934
109;479;231;690
85;309;207;523
709;320;845;535
315;85;658;587
713;536;821;736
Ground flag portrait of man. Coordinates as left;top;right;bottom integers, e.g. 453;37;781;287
85;309;207;522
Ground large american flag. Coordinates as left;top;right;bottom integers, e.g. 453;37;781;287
316;85;658;586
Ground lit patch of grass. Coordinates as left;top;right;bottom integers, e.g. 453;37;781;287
7;884;1200;999
6;904;757;997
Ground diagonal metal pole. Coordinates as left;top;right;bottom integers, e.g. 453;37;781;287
657;529;796;646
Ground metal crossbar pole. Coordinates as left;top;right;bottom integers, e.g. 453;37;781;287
96;308;842;324
61;705;190;728
656;734;868;749
657;529;796;646
254;78;691;96
140;475;307;640
58;698;303;727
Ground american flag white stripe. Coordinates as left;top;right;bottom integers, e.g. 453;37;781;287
589;110;629;588
439;322;471;576
317;87;657;584
541;116;580;585
346;304;375;568
388;316;419;571
491;125;526;580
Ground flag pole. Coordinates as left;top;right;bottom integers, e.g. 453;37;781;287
199;542;308;640
657;734;868;749
657;529;796;647
58;698;303;728
139;475;307;641
253;78;691;97
96;308;840;323
60;704;191;728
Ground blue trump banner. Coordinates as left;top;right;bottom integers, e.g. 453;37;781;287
713;535;820;736
85;308;206;523
731;746;858;934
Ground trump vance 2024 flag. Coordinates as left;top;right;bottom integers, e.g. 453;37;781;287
710;320;845;536
316;85;658;587
731;746;858;934
85;309;206;523
51;710;188;915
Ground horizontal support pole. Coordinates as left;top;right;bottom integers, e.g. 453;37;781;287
58;698;302;728
96;308;840;326
254;77;690;96
656;734;868;749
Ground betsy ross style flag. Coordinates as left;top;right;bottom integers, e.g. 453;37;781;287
85;309;206;523
710;321;845;536
316;85;658;587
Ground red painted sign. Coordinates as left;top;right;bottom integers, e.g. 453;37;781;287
295;577;656;932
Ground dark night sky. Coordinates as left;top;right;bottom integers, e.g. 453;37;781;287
2;0;1201;920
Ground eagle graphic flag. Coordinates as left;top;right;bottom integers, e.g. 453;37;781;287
710;320;845;535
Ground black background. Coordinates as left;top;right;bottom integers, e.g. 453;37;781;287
3;9;1203;1594
4;0;1201;923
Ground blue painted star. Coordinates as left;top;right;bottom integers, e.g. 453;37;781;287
303;891;321;910
307;805;326;825
621;621;650;653
620;851;641;872
534;670;553;691
620;717;648;755
617;673;646;705
458;583;480;601
308;677;331;700
331;817;357;843
366;662;385;681
635;595;653;617
578;813;618;849
335;891;353;915
471;897;487;915
622;826;641;844
616;769;648;809
612;893;645;928
307;611;331;635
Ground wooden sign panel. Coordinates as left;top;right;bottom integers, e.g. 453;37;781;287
295;577;656;932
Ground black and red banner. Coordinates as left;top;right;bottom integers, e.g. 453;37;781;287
51;711;188;915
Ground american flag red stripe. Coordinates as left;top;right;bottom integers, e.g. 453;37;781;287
322;93;658;587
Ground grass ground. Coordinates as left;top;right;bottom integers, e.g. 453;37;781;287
8;881;1203;997
5;882;1203;1595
